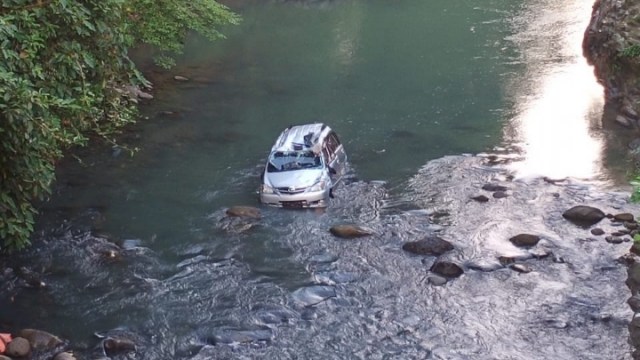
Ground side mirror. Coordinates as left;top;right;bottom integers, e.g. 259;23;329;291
328;167;337;175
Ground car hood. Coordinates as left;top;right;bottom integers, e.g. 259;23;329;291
265;169;324;189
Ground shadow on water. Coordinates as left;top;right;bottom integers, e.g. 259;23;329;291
3;156;638;359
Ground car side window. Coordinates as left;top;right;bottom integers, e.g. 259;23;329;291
324;132;340;158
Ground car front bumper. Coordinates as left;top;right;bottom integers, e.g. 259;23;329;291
260;190;329;208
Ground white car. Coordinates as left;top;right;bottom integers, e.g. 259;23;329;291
259;123;347;208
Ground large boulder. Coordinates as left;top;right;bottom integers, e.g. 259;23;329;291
562;205;605;226
402;236;454;256
509;234;540;247
329;224;373;239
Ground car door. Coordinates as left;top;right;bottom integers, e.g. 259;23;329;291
324;131;346;185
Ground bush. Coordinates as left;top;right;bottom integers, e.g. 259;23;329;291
0;0;238;250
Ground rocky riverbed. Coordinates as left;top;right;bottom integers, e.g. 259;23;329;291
2;154;639;359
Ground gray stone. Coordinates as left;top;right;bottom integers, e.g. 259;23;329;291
402;236;454;256
606;236;624;244
18;329;62;350
493;191;508;198
430;261;464;278
591;228;605;236
54;352;77;360
482;183;508;192
562;205;605;226
471;195;489;203
614;213;635;222
329;224;373;239
6;337;30;358
626;222;639;230
509;234;541;247
174;75;189;81
629;295;640;313
225;206;261;219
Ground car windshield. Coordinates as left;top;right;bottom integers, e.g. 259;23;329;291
267;151;322;172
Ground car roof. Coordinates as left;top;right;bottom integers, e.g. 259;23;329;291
271;123;332;152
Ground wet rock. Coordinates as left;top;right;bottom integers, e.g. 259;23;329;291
510;264;532;273
103;337;136;356
292;285;336;306
562;205;605;226
329;224;373;239
428;275;448;286
606;236;624;244
402;236;454;256
493;191;508;198
626;222;639;230
632;243;640;256
225;206;261;219
471;195;489;203
466;258;503;272
591;228;605;236
174;75;189;81
629;295;640;313
18;329;62;350
509;234;540;247
614;213;635;222
53;352;77;360
482;183;508;192
6;337;30;358
430;261;464;278
16;267;46;288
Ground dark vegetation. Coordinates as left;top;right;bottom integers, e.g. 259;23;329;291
0;0;239;249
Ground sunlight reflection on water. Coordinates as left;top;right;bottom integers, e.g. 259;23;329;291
506;0;605;181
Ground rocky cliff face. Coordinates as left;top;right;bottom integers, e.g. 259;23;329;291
584;0;640;129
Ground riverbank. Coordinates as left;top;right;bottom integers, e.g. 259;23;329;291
583;0;640;137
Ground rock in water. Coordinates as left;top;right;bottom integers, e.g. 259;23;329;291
562;205;605;226
329;224;373;238
17;329;62;350
402;236;454;256
226;206;261;219
614;213;635;222
482;183;508;192
509;234;541;247
430;261;464;278
5;337;30;358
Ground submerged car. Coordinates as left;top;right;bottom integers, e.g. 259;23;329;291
259;123;347;208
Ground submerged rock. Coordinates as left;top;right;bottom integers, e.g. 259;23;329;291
329;224;373;239
402;236;454;256
430;261;464;278
509;234;541;247
562;205;605;226
225;206;261;219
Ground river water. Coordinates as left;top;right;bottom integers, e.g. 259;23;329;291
2;0;638;359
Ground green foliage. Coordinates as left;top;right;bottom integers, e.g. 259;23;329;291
634;233;640;244
126;0;240;68
620;44;640;59
0;0;238;250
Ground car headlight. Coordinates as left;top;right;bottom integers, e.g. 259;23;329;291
261;184;275;194
308;181;326;192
